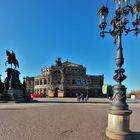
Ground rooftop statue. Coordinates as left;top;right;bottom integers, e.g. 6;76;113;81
56;57;62;67
5;50;19;69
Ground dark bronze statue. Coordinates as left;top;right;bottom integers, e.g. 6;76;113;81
5;50;19;69
56;57;62;66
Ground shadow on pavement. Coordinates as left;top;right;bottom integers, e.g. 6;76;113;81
132;132;140;140
0;108;19;110
16;100;110;104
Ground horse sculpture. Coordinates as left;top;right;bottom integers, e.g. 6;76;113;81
5;50;19;69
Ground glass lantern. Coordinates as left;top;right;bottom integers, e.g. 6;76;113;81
121;0;131;23
121;0;130;9
132;1;140;26
114;0;121;10
97;5;109;31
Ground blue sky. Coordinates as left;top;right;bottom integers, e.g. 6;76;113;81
0;0;140;92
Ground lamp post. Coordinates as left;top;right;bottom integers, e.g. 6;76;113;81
97;0;140;140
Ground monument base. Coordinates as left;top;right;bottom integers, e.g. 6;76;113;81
9;88;26;102
106;109;132;140
2;88;25;101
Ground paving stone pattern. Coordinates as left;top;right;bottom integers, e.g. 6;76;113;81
0;98;139;140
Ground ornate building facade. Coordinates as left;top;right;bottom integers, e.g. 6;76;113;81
26;58;104;97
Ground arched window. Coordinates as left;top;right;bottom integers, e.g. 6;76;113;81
37;80;39;85
72;80;76;85
44;79;47;84
40;80;42;85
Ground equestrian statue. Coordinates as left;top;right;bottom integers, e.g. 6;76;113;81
5;50;19;69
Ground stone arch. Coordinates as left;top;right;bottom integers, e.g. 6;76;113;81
51;69;64;89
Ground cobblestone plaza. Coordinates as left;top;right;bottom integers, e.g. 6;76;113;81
0;98;140;140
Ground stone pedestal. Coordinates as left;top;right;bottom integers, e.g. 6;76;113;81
106;109;132;140
2;68;26;101
8;88;25;101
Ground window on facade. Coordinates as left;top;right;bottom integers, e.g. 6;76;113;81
28;81;31;85
40;80;42;85
72;80;76;85
44;79;47;84
77;80;81;85
31;82;33;86
67;80;70;83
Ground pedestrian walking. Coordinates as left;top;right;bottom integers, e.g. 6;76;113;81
85;94;88;102
76;93;81;102
81;93;84;102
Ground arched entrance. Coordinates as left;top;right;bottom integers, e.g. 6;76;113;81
54;87;59;97
50;68;64;97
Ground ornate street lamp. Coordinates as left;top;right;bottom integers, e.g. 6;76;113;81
98;5;109;32
132;1;140;26
98;0;140;140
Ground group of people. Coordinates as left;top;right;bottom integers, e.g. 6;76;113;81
76;93;89;102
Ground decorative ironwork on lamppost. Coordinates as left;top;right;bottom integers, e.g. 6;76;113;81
97;0;140;140
98;0;140;109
